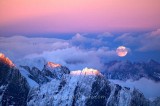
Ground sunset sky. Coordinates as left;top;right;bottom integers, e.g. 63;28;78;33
0;0;160;35
0;0;160;70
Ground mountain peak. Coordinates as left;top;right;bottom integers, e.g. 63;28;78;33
46;62;61;68
0;53;14;67
70;67;102;76
0;53;4;57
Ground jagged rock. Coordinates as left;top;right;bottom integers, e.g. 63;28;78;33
0;53;156;106
104;60;160;82
150;97;160;106
20;66;50;84
42;62;70;79
0;53;29;106
27;68;149;106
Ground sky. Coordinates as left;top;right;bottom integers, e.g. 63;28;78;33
0;0;160;71
0;0;160;34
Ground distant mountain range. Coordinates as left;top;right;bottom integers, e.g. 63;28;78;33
103;60;160;82
0;53;160;106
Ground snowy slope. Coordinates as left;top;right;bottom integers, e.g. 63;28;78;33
27;68;149;106
19;67;38;87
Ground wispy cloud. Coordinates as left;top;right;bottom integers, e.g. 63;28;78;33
115;29;160;51
98;32;114;38
0;35;68;59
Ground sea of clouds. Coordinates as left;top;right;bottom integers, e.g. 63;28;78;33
0;29;160;71
0;29;160;98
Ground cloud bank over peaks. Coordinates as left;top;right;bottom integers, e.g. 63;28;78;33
0;29;160;70
25;46;117;71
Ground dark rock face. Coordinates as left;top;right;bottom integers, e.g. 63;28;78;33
150;97;160;106
0;55;29;106
0;61;11;85
42;63;70;79
86;76;111;106
1;69;29;106
130;89;149;106
107;84;122;106
20;66;50;84
104;60;160;82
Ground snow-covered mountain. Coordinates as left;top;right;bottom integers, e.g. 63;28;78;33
0;53;159;106
103;60;160;82
27;68;149;106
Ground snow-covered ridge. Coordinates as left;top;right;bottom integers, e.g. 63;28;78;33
70;67;102;76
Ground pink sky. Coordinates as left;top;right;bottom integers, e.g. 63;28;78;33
0;0;160;33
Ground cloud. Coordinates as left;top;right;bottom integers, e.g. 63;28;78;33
0;35;69;59
138;29;160;51
70;33;107;49
1;29;159;70
115;29;160;51
115;33;138;45
25;46;117;71
0;35;117;71
25;47;102;71
98;32;114;38
2;29;159;71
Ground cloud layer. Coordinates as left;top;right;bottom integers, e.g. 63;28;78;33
0;29;160;70
0;34;117;70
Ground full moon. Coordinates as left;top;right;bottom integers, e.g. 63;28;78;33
116;46;128;57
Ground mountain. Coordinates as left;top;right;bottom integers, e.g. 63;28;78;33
103;60;160;82
27;68;149;106
42;62;70;79
0;53;29;106
0;53;158;106
150;97;160;106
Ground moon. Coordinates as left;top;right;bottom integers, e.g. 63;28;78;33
116;46;128;57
